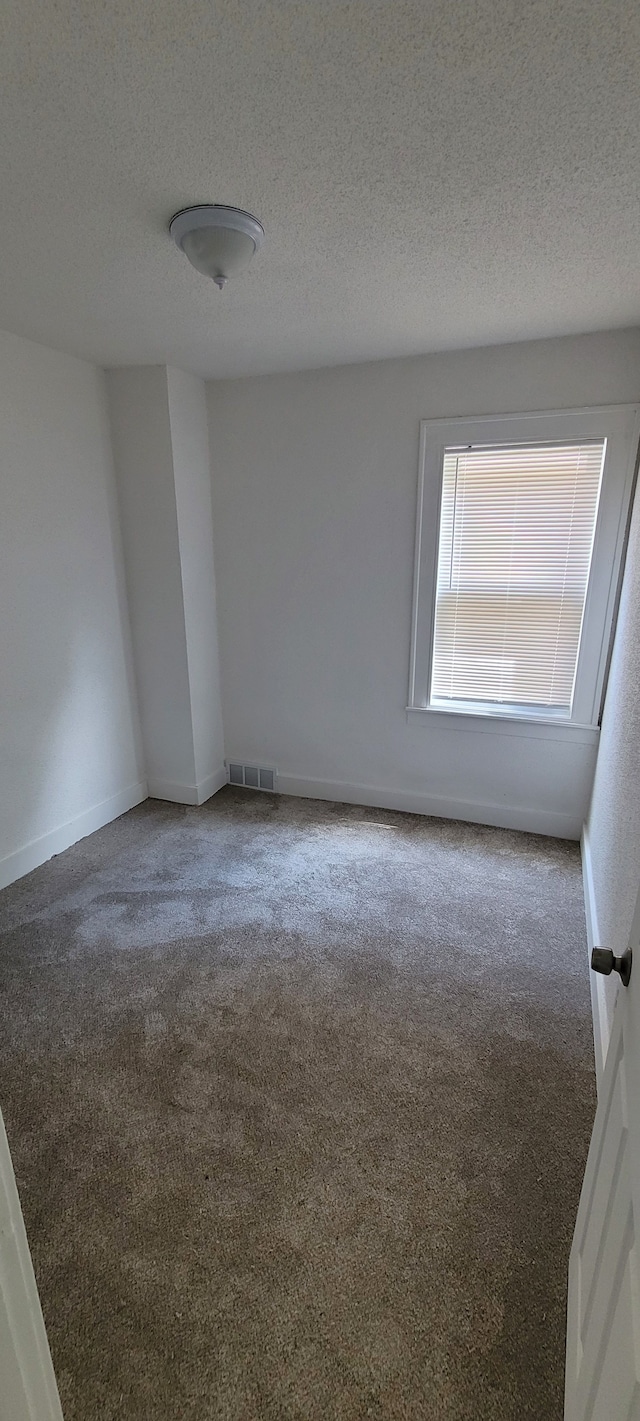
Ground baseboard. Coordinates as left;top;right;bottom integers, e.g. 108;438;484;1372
581;824;614;1092
275;773;581;839
148;766;227;807
195;766;228;804
0;780;148;892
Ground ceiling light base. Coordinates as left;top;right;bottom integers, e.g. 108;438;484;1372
169;205;264;290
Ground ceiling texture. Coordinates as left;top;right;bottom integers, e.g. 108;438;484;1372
1;0;639;379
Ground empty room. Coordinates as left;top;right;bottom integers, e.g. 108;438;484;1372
1;2;640;1419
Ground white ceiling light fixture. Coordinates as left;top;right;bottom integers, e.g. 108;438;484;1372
169;204;265;290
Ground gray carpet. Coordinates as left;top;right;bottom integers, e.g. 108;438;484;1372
0;788;595;1420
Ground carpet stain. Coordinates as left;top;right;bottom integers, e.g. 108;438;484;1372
0;788;595;1419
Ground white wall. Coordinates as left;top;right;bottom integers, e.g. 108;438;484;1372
107;365;225;805
0;330;145;889
107;367;197;797
167;367;225;795
207;328;640;837
585;462;640;1065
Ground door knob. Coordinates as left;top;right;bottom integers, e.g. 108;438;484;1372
591;947;632;987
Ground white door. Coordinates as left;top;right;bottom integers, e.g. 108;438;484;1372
0;1108;63;1421
565;884;640;1419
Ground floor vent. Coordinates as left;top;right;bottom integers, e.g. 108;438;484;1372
228;763;276;793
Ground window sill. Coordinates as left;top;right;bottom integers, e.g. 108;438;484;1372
406;704;600;744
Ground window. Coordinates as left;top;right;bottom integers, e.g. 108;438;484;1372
409;407;639;728
431;440;605;716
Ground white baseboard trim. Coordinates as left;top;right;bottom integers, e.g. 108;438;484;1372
275;773;581;839
195;767;228;804
0;780;148;892
581;824;614;1092
148;766;227;807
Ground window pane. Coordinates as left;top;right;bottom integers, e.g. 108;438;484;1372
430;440;606;712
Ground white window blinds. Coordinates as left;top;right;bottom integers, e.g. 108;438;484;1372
430;439;606;713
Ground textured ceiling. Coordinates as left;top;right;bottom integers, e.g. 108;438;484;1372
0;0;639;378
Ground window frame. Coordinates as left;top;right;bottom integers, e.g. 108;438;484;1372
408;405;640;731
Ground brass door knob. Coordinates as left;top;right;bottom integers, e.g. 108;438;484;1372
591;947;632;987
